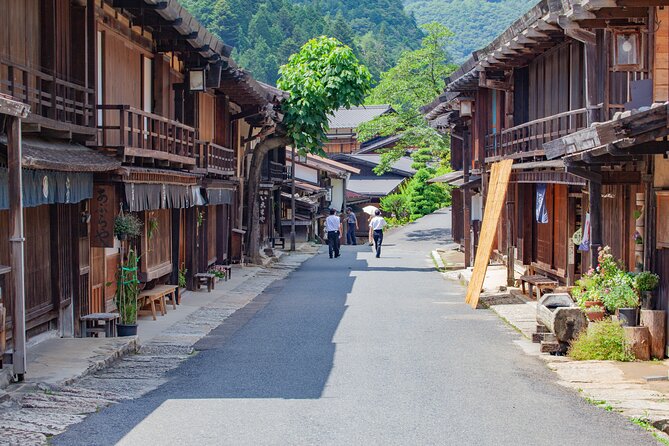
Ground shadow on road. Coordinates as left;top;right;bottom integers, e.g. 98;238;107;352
402;227;451;242
54;248;367;444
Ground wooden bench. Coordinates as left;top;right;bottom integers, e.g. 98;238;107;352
137;289;167;320
150;284;179;309
194;272;215;292
80;313;119;337
221;265;232;280
519;274;559;300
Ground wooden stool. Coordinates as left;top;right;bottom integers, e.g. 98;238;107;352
519;274;559;300
80;313;119;338
222;265;232;281
194;273;215;292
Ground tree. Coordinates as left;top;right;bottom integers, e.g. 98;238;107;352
357;23;457;173
244;36;371;263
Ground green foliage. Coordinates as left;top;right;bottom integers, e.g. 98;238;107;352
178;263;188;289
358;23;455;173
114;213;142;239
568;319;634;362
380;193;409;224
277;36;371;152
404;0;536;63
633;271;660;292
181;0;423;84
404;168;449;220
116;248;139;325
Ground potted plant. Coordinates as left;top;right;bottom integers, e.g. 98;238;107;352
584;304;605;322
114;213;143;241
599;274;640;327
116;247;139;336
634;271;660;309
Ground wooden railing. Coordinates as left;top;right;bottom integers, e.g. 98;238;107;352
0;57;94;130
196;141;235;174
97;105;196;165
484;107;593;161
269;161;288;181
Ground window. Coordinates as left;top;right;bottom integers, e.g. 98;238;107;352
613;29;642;71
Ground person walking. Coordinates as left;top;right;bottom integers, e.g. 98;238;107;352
325;208;342;259
368;209;387;258
345;207;358;245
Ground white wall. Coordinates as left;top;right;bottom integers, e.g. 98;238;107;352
295;164;318;184
331;178;344;211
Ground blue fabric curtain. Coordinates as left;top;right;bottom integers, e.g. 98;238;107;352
0;168;93;210
535;183;549;224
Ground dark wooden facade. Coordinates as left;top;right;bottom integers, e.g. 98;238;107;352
0;0;280;361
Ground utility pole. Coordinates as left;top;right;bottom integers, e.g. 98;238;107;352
290;145;296;251
2;94;29;380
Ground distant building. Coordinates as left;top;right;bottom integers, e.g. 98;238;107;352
324;105;392;154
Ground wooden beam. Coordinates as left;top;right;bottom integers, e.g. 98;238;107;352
0;95;29;118
566;165;602;183
112;0;167;10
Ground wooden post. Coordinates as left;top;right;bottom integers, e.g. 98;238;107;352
584;41;601;125
589;168;602;267
290;145;296;251
640;310;666;359
7;115;26;379
462;124;472;267
624;326;651;361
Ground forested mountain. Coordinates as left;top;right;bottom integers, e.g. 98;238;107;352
404;0;535;63
181;0;424;84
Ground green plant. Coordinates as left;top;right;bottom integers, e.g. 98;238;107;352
178;263;188;289
114;213;143;239
115;247;139;325
197;210;205;228
568;319;634;361
634;271;660;292
634;209;643;220
600;276;639;312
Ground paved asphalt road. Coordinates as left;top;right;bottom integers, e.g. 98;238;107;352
55;209;657;445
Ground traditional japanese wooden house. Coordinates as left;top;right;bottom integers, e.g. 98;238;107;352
92;0;276;297
427;0;660;286
0;0;121;344
282;152;359;242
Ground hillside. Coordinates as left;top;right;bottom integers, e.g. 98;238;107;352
404;0;536;63
181;0;424;84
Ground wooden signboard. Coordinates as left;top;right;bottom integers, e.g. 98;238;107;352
465;160;513;309
91;184;117;248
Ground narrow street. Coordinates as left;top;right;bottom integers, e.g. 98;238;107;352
54;210;656;445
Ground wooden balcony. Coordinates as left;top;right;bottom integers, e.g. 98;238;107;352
0;57;95;137
97;105;196;167
484;108;592;162
196;141;235;176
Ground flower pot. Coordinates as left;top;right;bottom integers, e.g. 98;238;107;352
584;300;602;308
641;290;655;310
586;310;605;322
117;323;138;337
617;308;639;327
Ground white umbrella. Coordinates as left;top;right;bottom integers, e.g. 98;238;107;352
362;205;379;216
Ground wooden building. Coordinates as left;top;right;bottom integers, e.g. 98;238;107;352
0;0;281;365
324;105;392;155
426;0;661;278
282;152;359;242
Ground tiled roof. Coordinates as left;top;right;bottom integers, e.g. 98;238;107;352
347;177;405;196
327;105;392;129
346;154;416;176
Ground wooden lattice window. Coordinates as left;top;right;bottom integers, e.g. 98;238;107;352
656;191;669;249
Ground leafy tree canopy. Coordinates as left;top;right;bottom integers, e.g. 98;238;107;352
357;23;456;173
277;36;372;153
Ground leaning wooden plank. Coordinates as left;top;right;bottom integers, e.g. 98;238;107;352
466;159;514;309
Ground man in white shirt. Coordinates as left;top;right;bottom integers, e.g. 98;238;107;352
368;209;387;258
324;208;343;259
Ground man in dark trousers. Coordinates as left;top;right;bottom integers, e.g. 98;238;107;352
368;209;387;258
324;208;342;258
345;207;358;245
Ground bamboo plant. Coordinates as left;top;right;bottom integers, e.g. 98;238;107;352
116;247;139;326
